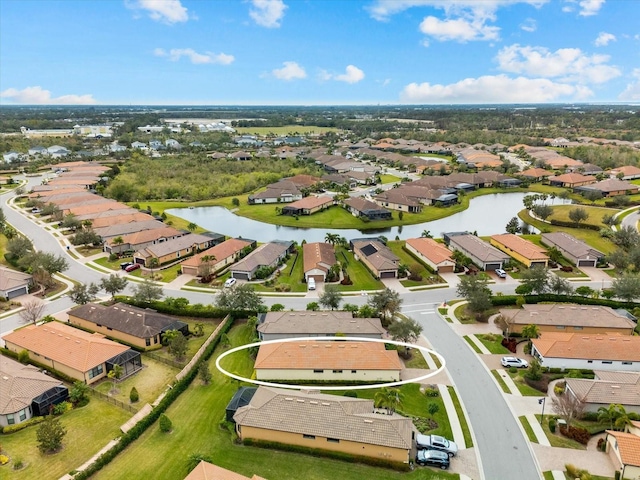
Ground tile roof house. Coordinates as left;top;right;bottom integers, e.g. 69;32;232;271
566;371;640;414
351;239;400;279
68;303;188;351
3;322;142;385
303;242;337;282
281;195;334;216
133;233;215;267
256;311;385;340
254;341;402;382
518;168;553;181
531;332;640;371
0;356;68;428
233;386;415;464
574;178;640;197
548;172;597;188
342;197;392;221
606;422;640;480
541;232;604;267
0;267;32;299
230;242;292;280
184;460;267;480
94;219;168;241
490;233;549;268
180;238;254;276
248;180;303;204
499;304;636;336
444;232;510;271
104;226;185;255
405;237;455;273
609;165;640;180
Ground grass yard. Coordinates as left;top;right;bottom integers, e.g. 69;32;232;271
1;397;130;480
0;233;8;267
95;322;459;480
387;241;445;288
491;370;511;394
402;349;429;369
94;356;179;405
379;174;402;184
547;204;618;228
507;370;547;396
475;334;510;354
150;318;220;364
519;415;538;443
447;386;473;448
463;336;482;353
538;415;587;450
335;247;384;291
94;255;134;271
252;252;307;293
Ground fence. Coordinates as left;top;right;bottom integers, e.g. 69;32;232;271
144;351;185;369
89;388;138;414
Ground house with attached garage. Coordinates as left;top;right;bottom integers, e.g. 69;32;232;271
103;226;185;255
531;332;640;372
565;371;640;415
343;197;392;221
248;180;302;204
405;237;455;273
233;386;415;464
605;420;640;480
490;233;549;268
303;242;336;283
230;242;293;280
68;302;189;351
0;267;32;299
281;195;334;216
541;232;604;267
180;238;254;276
132;233;215;267
256;311;385;341
443;232;510;271
351;239;400;279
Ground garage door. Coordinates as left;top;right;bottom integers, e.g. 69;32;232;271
577;259;596;267
485;263;501;271
7;287;28;299
232;272;250;280
437;265;455;273
380;271;396;279
308;274;325;283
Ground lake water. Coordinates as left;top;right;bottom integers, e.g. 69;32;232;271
168;192;544;243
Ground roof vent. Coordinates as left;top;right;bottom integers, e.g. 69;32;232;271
310;401;318;405
321;402;331;406
296;399;304;403
364;419;373;424
284;397;293;401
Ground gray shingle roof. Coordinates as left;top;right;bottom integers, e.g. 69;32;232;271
257;311;385;336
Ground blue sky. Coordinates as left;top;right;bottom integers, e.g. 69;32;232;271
1;0;639;105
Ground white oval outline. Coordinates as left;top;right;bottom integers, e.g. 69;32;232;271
215;336;446;391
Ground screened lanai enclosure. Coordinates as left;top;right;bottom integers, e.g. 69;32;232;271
32;385;69;416
106;350;143;379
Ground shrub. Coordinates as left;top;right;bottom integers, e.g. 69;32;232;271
52;401;70;415
424;387;440;397
559;424;590;445
566;464;579;478
159;414;172;433
549;418;556;433
554;384;565;396
13;458;24;470
597;438;606;452
18;349;30;364
2;416;45;434
129;387;139;403
509;366;517;374
0;454;9;465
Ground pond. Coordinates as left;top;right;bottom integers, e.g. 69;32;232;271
168;192;551;243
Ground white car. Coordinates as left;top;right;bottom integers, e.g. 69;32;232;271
224;278;237;288
495;268;507;278
501;356;528;368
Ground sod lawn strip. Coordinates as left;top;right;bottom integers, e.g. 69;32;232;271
447;386;473;448
475;334;510;354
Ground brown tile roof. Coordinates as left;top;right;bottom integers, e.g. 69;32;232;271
232;242;290;273
566;372;640;406
184;460;267;480
4;322;129;372
606;430;640;467
303;242;336;274
610;165;640;176
580;178;639;194
286;174;320;187
491;234;549;262
405;237;453;265
343;196;387;213
257;311;385;336
234;387;413;450
285;195;333;210
500;304;635;330
138;233;213;258
352;240;400;272
548;173;596;184
255;341;402;371
90;212;154;229
0;356;63;415
532;332;640;361
108;226;183;246
28;188;87;198
181;238;252;268
65;201;131;217
519;168;552;178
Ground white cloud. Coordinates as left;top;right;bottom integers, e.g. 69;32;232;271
249;0;287;28
594;32;616;47
334;65;365;84
367;1;548;21
0;86;97;105
399;75;593;103
127;0;189;24
496;44;621;84
419;15;500;42
272;61;306;80
618;69;640;101
154;48;234;65
578;0;605;16
520;18;537;32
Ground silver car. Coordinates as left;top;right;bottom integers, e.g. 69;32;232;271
501;356;528;368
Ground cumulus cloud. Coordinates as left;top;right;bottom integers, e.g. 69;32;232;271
520;18;537;32
154;48;234;65
496;44;621;84
594;32;616;47
399;75;592;103
272;61;306;80
618;69;640;101
249;0;287;28
0;86;97;105
419;15;500;42
127;0;189;24
335;65;366;84
577;0;605;16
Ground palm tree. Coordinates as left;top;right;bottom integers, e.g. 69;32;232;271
597;404;626;430
148;258;159;278
421;230;433;238
374;387;404;415
187;222;198;232
325;233;340;245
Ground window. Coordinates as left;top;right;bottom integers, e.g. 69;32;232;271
145;338;151;346
327;438;340;443
587;360;593;364
154;335;158;344
351;370;357;373
573;326;583;331
7;414;14;425
19;409;27;421
555;326;566;330
313;369;323;373
107;327;112;331
303;434;316;440
602;361;613;364
332;370;343;373
622;362;633;365
88;364;104;379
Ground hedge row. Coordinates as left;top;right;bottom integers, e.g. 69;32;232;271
242;438;411;472
559;424;590;445
549;219;600;231
2;415;45;434
490;294;639;311
73;315;235;480
0;348;78;384
114;296;261;319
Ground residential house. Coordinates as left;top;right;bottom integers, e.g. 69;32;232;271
499;304;637;336
230;242;293;280
95;219;169;242
548;173;597;188
165;139;181;149
606;420;640;480
0;267;32;299
281;196;334;216
248;180;303;204
68;303;188;351
541;232;604;267
303;242;336;282
254;341;402;381
180;238;254;276
230;151;252;160
131;141;148;150
0;356;68;428
609;165;640;180
3;322;142;385
519;168;553;181
103;226;185;255
444;232;510;271
405;237;455;273
373;188;424;213
133;233;215;266
2;151;21;163
342;197;392;221
574;179;640;197
233;386;415;464
28;146;48;156
456;148;503;169
256;311;385;341
184;460;266;480
566;371;640;414
531;332;640;371
351;239;399;279
490;234;549;268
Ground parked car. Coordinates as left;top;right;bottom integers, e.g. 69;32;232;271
120;262;133;270
224;277;237;288
125;263;140;272
415;449;450;469
307;278;316;291
501;356;528;368
416;434;458;457
495;268;507;278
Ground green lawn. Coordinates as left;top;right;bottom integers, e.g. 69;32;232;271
475;334;510;354
519;415;538;443
491;370;511;394
507;371;547;396
94;255;134;271
547;204;618;228
447;386;473;448
335;247;384;291
387;241;445;288
252;252;307;293
94;322;459;480
538;416;587;450
463;336;482;353
1;397;130;480
403;350;429;369
379;174;402;184
0;233;9;267
150;319;220;364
